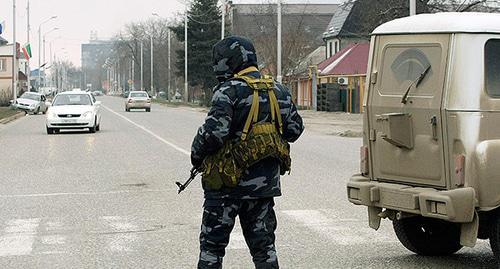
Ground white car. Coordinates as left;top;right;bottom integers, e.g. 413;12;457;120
46;91;102;134
14;92;49;114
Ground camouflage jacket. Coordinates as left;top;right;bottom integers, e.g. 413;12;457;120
191;71;304;200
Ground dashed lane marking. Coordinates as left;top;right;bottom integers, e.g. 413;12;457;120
0;218;41;256
102;105;190;156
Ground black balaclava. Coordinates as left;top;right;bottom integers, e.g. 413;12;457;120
212;36;258;82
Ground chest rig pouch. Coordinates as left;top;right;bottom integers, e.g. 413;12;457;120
201;74;291;191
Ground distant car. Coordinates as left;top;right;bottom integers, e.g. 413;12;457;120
14;92;48;114
125;91;151;112
92;90;103;96
46;91;102;134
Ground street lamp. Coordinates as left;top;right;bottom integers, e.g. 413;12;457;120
42;27;58;87
38;15;57;90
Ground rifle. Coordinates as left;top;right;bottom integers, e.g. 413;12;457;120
175;167;200;194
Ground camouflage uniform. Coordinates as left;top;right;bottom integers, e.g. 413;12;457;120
191;36;304;269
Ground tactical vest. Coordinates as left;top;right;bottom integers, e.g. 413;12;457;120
201;70;291;191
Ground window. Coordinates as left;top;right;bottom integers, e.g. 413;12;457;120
327;40;333;58
485;39;500;97
334;39;340;54
0;59;6;72
379;45;442;97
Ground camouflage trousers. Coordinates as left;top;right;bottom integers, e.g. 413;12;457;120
198;198;279;269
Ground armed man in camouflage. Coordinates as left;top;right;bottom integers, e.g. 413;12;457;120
191;35;304;269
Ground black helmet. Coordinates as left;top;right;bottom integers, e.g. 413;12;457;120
212;36;258;81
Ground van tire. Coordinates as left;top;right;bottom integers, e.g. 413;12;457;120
490;213;500;265
393;216;462;256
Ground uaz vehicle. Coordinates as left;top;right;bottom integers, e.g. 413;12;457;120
46;91;102;134
13;92;48;114
346;13;500;263
125;91;151;112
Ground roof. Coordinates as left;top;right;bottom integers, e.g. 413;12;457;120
318;43;369;76
323;3;353;39
373;12;500;35
292;46;326;75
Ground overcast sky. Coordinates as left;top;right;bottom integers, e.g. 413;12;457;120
0;0;340;67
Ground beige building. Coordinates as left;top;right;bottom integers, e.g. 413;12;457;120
0;42;22;105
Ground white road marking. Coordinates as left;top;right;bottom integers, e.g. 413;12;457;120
281;210;398;246
103;105;190;156
0;189;169;198
0;218;41;256
101;216;138;252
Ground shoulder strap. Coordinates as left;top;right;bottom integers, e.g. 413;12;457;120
235;74;283;140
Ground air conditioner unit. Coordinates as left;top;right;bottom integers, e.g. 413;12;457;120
337;77;349;85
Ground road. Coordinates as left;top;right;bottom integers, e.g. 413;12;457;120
0;96;495;268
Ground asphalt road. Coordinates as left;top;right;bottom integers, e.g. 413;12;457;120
0;96;495;269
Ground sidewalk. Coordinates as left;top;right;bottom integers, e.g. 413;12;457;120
299;110;363;137
154;99;363;137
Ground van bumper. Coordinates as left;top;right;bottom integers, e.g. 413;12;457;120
347;174;476;223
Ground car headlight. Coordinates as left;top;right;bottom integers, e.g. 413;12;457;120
48;111;57;118
82;111;93;118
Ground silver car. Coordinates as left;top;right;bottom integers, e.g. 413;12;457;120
125;91;151;112
14;92;49;114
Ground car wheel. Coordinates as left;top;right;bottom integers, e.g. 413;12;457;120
393;216;462;256
42;108;47;115
46;127;54;134
146;108;151;112
490;212;500;266
96;123;100;131
125;108;129;112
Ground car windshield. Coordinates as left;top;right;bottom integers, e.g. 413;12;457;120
20;93;40;101
52;94;92;106
130;92;148;98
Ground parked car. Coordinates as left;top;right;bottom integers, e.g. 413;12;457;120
46;91;102;134
92;90;103;96
346;13;500;263
125;91;151;112
13;92;48;114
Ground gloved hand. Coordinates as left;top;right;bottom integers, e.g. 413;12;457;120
191;155;203;170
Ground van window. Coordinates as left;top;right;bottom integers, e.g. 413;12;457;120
379;45;442;97
485;39;500;97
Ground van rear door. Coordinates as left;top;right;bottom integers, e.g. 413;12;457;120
368;34;449;187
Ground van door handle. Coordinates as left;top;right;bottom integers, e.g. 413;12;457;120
430;116;438;141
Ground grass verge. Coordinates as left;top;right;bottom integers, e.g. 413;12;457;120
0;107;20;121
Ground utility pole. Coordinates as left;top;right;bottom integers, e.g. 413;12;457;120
150;34;154;96
167;29;171;100
184;4;188;102
12;0;17;102
152;13;159;97
221;0;225;39
26;0;30;92
276;0;282;83
410;0;416;16
140;41;144;91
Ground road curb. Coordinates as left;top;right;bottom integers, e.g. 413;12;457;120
0;111;26;124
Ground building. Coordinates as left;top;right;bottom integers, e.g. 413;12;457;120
0;42;24;105
81;39;113;91
296;43;370;113
322;0;429;58
226;2;340;74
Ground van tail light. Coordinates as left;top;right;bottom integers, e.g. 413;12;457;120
128;99;133;103
360;146;369;175
454;154;465;187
